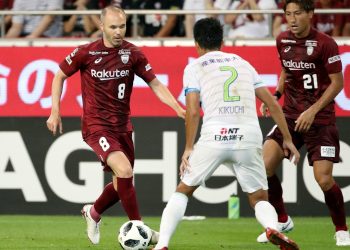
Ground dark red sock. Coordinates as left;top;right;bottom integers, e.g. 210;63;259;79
268;175;288;222
324;183;348;231
93;182;120;216
117;177;141;220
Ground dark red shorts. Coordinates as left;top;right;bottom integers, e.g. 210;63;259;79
266;118;340;166
84;130;134;172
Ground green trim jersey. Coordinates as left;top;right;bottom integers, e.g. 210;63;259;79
183;51;265;149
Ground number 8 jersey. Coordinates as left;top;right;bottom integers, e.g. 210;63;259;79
59;39;156;139
276;27;342;125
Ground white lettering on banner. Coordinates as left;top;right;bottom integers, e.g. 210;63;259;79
18;59;67;109
336;52;350;111
0;132;47;201
134;132;178;202
0;64;10;105
304;141;350;203
0;130;349;205
281;159;297;202
45;131;104;203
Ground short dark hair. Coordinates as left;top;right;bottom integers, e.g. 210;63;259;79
283;0;315;12
193;18;223;50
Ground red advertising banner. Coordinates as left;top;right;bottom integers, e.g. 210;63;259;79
0;46;349;117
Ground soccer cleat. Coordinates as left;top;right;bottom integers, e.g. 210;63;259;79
257;231;269;243
335;230;350;246
266;227;299;250
278;216;294;233
257;216;294;243
149;229;160;245
81;204;100;244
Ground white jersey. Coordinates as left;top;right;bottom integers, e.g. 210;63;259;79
183;51;264;149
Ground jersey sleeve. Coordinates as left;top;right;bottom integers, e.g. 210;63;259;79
133;49;156;84
275;35;284;69
245;61;265;89
59;46;86;77
321;38;342;74
183;64;200;95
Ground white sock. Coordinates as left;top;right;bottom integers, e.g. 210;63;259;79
254;200;278;230
154;192;188;249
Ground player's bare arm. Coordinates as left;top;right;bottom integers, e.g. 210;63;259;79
180;91;200;176
295;71;343;133
256;86;300;165
46;69;68;136
260;69;286;117
148;78;186;119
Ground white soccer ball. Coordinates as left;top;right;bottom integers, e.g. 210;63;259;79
118;220;152;250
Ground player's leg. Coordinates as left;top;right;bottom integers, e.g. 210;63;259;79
234;147;278;230
306;123;350;245
248;189;278;230
154;182;197;250
235;148;298;249
264;121;303;226
263;139;290;223
313;160;350;246
90;180;120;222
155;145;225;249
108;151;141;220
81;180;120;244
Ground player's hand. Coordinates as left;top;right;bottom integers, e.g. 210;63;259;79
179;149;192;176
46;113;63;136
259;102;270;117
177;107;186;119
282;139;300;165
295;108;316;133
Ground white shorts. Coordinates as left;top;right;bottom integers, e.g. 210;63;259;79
181;144;268;193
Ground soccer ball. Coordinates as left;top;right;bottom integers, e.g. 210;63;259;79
118;220;152;250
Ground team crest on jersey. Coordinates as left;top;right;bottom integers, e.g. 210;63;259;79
305;40;317;56
307;46;314;55
121;54;129;64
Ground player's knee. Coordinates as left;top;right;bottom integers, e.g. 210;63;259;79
316;176;333;191
176;182;196;197
115;165;133;178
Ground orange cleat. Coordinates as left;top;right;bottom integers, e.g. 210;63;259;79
266;227;299;250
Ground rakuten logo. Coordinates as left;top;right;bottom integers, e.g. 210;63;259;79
91;69;129;80
282;59;316;70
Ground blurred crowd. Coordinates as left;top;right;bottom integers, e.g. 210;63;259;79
1;0;350;39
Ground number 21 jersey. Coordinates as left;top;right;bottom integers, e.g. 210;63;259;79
276;28;342;125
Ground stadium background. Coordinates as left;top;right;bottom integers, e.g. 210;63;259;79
0;44;349;218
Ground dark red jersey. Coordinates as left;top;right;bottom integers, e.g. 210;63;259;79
59;39;156;138
276;28;342;125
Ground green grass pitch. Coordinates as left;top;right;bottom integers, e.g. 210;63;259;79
0;215;345;249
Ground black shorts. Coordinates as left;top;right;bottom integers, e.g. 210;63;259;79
84;130;134;172
266;118;340;166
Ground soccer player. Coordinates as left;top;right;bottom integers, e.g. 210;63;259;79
153;17;300;250
46;6;185;245
258;0;350;246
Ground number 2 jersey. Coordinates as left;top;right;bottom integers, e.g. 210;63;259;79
183;51;265;150
59;39;156;139
277;28;342;125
